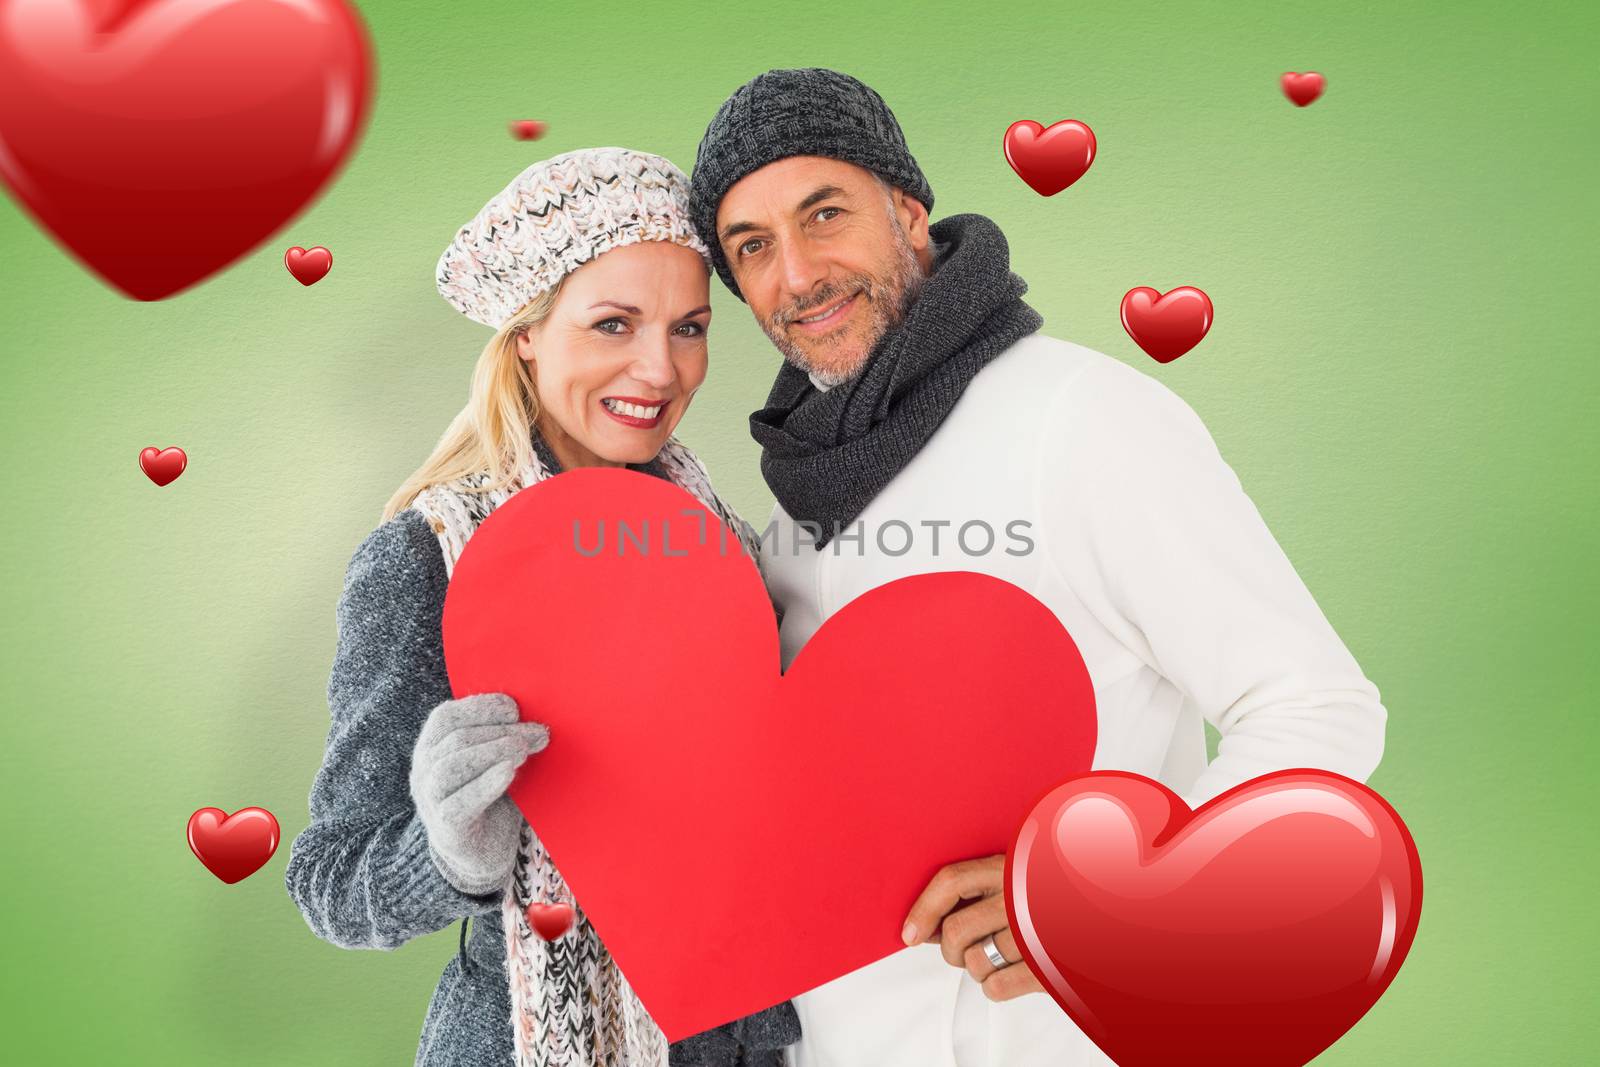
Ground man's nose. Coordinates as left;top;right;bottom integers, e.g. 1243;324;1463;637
777;235;829;305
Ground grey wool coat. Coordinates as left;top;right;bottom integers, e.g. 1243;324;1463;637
283;503;801;1066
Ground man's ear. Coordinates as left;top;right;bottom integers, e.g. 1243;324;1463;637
893;187;932;253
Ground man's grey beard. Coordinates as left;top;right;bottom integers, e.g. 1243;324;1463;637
759;204;927;388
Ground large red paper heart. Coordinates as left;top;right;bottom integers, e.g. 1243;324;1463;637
1006;771;1422;1067
1003;119;1097;197
0;0;372;300
442;469;1098;1042
1120;285;1214;363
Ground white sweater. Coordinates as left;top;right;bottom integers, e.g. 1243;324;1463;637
763;332;1387;1067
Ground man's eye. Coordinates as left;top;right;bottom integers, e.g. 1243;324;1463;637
738;238;764;257
595;318;626;334
815;207;842;222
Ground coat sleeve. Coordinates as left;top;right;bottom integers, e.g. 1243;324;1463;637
283;509;503;949
1038;359;1387;807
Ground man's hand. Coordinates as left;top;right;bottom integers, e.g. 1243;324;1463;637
901;855;1044;1002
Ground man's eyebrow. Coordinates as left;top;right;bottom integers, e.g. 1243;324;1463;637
587;301;712;318
717;184;851;244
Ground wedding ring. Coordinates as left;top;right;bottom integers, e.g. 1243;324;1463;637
981;934;1009;969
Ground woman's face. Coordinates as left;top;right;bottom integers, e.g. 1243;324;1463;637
517;240;712;469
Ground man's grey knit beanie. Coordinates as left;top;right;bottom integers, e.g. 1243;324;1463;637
690;67;934;302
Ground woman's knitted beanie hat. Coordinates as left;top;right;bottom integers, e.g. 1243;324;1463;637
689;68;934;303
437;146;709;329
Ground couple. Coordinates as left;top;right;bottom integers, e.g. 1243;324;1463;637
284;69;1388;1067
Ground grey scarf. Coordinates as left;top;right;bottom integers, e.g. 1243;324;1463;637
748;213;1042;547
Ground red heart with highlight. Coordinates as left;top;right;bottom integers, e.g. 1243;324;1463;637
1003;119;1097;197
1006;771;1422;1067
0;0;372;299
525;903;575;941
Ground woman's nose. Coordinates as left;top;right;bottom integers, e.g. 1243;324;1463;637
630;333;676;388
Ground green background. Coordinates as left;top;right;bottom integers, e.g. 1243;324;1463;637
2;0;1594;1063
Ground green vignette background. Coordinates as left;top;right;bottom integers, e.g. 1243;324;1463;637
1;0;1594;1063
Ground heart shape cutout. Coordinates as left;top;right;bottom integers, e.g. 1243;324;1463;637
1006;771;1422;1067
187;806;280;884
524;902;575;941
442;468;1098;1041
0;0;372;300
1120;285;1214;363
1003;119;1097;197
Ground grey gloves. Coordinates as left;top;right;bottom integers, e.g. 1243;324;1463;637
409;693;550;895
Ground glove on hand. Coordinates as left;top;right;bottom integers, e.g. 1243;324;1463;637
410;693;549;894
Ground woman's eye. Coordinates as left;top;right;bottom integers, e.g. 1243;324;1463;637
674;322;705;337
595;318;626;334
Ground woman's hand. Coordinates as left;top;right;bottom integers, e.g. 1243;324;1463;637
901;855;1045;1002
409;693;550;895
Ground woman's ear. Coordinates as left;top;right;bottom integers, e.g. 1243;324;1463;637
514;328;535;363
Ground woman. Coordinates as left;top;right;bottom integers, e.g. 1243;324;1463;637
284;147;800;1067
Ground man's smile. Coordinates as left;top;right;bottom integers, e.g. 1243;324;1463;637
790;290;862;333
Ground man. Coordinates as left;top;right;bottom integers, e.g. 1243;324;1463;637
688;68;1387;1067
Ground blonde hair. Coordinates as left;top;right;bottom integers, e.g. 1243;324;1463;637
382;278;569;521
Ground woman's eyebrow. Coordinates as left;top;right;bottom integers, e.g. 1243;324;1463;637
586;301;711;317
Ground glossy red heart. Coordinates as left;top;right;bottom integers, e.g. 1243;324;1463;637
1006;771;1422;1067
442;468;1098;1042
1281;72;1327;107
1120;285;1214;363
187;806;280;884
139;445;187;486
524;902;575;941
284;246;332;286
0;0;372;300
1003;119;1097;197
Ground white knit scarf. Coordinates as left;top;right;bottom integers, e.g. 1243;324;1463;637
411;435;762;1067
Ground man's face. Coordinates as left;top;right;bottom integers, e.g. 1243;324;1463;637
714;156;932;387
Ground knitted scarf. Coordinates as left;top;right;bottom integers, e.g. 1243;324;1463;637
747;212;1043;548
410;431;764;1067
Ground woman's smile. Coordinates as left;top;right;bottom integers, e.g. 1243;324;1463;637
600;394;668;428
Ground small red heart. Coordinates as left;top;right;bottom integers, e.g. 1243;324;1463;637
187;807;281;884
1006;771;1422;1067
139;445;187;486
1120;285;1213;363
0;0;372;300
1003;119;1097;197
1282;72;1326;107
509;120;547;141
524;902;575;941
284;246;332;286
